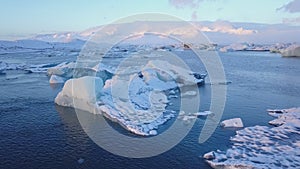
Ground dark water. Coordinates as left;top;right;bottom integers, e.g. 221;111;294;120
0;51;300;169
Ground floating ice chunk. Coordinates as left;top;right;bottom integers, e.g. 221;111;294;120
219;43;248;52
149;130;158;135
181;90;197;97
193;111;213;117
220;118;244;128
92;62;114;73
281;45;300;57
144;60;206;87
209;81;232;85
49;75;65;84
204;107;300;169
267;107;300;114
182;115;197;121
55;76;103;113
203;151;215;160
47;61;76;77
267;107;300;127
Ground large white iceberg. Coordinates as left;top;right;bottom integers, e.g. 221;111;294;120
55;76;103;113
204;107;300;169
54;59;206;136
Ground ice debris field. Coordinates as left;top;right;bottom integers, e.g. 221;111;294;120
204;107;300;169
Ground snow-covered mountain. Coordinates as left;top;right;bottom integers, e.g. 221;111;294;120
0;21;299;56
27;21;300;44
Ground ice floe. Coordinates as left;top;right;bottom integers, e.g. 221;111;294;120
193;111;213;117
204;107;300;169
178;110;213;123
220;118;244;128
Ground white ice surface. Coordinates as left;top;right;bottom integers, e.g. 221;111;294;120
97;68;175;136
47;61;76;77
204;107;300;169
281;45;300;57
55;76;103;113
49;75;65;84
220;118;244;128
54;59;206;136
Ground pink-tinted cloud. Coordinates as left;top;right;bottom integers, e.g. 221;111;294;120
168;0;202;9
277;0;300;13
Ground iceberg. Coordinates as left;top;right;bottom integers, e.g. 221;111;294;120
280;45;300;57
176;110;212;124
47;62;76;77
54;59;206;136
55;76;103;113
203;151;215;160
49;75;65;84
220;118;244;128
193;111;213;117
204;107;300;169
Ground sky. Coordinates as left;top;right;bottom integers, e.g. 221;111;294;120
0;0;299;39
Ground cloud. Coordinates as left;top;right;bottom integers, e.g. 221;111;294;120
168;0;202;9
277;0;300;13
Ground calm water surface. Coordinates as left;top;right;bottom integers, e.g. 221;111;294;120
0;51;300;169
